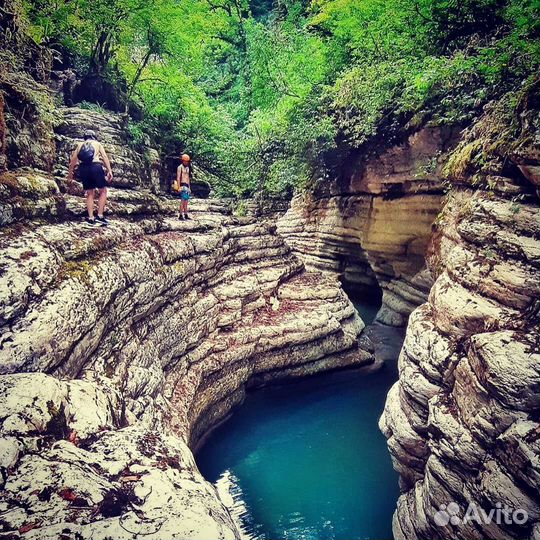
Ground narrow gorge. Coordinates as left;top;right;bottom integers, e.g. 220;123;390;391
1;98;377;539
380;90;540;540
279;83;540;539
277;125;460;326
1;1;540;539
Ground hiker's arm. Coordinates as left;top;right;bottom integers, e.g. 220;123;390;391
67;146;80;181
176;166;181;183
99;145;113;180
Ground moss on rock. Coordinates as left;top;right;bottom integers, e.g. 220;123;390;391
443;74;540;191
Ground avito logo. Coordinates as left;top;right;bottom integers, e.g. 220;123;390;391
434;502;529;527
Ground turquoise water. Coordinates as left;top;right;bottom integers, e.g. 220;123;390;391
197;299;400;540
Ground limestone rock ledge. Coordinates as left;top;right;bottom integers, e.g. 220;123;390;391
380;90;540;540
55;107;162;192
0;170;373;539
277;126;459;326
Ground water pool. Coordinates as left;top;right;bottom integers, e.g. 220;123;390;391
197;299;401;540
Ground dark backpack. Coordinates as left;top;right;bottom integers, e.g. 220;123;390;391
77;141;95;163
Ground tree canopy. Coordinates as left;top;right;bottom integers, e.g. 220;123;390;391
21;0;540;196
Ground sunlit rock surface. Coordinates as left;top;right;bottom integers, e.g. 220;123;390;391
277;126;460;326
55;107;162;192
380;90;540;540
0;146;373;538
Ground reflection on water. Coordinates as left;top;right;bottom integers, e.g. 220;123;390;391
197;298;401;540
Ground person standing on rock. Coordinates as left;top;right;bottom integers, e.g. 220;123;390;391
67;129;113;227
176;153;192;220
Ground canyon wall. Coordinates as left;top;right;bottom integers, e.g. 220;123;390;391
277;126;459;326
380;85;540;540
0;87;374;537
3;11;539;538
55;107;162;192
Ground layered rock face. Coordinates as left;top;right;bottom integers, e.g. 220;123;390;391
242;196;290;221
1;71;57;174
380;88;540;540
0;42;376;536
0;160;373;537
277;126;459;326
55;107;162;192
0;78;160;195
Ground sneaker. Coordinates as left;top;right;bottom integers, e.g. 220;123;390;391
84;218;97;227
179;214;185;220
184;214;191;220
95;215;109;226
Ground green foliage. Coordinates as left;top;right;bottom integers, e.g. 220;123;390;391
443;73;540;187
78;101;108;113
319;0;539;146
21;0;540;197
126;121;148;147
234;200;248;216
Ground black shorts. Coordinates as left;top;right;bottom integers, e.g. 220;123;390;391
78;162;107;190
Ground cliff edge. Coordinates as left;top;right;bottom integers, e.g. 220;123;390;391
0;96;373;538
380;80;540;540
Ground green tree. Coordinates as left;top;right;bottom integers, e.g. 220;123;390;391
20;0;540;197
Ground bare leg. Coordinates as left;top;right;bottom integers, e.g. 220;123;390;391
86;189;95;219
181;200;188;215
97;187;108;217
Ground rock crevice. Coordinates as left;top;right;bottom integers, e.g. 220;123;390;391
277;125;460;326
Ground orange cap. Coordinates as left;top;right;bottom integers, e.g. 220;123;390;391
181;153;191;162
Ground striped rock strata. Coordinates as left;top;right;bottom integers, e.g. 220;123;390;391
380;88;540;540
0;168;373;540
277;126;460;326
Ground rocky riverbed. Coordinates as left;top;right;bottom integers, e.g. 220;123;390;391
0;179;374;539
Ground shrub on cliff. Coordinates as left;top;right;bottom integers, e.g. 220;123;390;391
443;73;540;191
